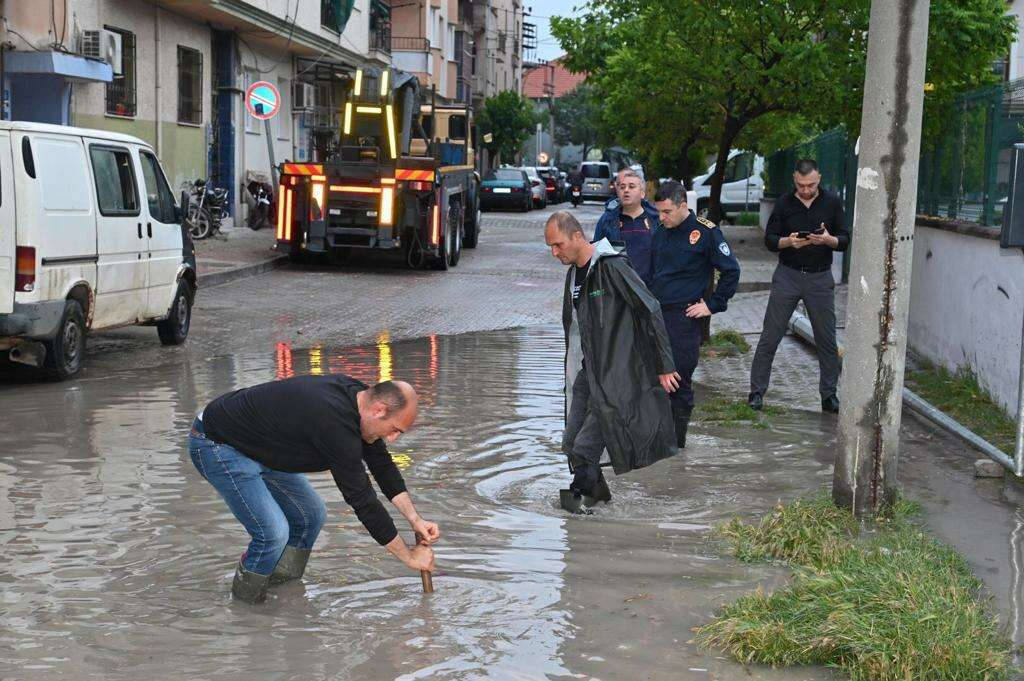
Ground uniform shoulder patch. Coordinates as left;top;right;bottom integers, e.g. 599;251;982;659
696;215;717;229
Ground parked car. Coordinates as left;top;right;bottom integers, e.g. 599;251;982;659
481;168;532;212
0;121;197;380
536;166;565;204
691;150;764;218
521;166;547;208
579;161;615;202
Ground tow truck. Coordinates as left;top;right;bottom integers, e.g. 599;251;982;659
274;69;480;270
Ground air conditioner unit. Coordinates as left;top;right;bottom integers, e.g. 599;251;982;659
80;29;123;74
292;82;315;111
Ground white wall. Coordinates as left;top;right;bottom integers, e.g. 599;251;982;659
239;0;371;56
907;225;1024;414
1009;1;1024;80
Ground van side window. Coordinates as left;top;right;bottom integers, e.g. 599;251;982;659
89;146;140;216
139;151;176;223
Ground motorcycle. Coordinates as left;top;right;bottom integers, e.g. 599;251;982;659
183;179;229;240
570;184;582;207
245;180;275;231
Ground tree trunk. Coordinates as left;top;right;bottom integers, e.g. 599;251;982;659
675;142;696;190
708;117;744;223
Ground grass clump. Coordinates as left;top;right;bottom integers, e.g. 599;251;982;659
702;329;751;358
697;496;1012;680
694;397;783;429
733;211;760;226
905;362;1016;455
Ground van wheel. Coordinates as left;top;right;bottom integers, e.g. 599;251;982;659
43;300;86;380
157;281;192;345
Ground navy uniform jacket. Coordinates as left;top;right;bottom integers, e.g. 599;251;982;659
651;211;741;312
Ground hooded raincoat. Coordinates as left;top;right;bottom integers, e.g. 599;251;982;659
563;238;678;475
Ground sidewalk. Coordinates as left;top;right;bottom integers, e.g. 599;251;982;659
191;221;285;288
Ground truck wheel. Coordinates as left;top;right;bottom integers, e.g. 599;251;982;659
463;201;481;249
157;280;193;345
431;202;462;270
42;300;86;380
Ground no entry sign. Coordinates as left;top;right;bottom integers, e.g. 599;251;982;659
246;81;281;120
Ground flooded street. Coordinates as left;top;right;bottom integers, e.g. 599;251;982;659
1;325;840;680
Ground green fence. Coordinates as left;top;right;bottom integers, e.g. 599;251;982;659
766;78;1024;228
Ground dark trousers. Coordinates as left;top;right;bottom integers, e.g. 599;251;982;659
563;371;605;485
662;305;702;411
750;264;840;399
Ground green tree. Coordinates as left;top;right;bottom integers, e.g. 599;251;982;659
553;0;1014;221
552;84;602;161
477;90;537;167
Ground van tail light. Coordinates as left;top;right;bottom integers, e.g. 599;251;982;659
15;246;36;292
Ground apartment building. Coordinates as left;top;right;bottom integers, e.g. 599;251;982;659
1;0;390;217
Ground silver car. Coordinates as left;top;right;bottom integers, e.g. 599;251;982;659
520;166;548;208
579;162;615;202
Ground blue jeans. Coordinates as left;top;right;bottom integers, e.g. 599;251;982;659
188;417;327;575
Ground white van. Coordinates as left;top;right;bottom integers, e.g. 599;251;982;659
691;150;765;218
0;122;197;380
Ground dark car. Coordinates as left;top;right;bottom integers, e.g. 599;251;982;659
536;166;565;204
481;168;532;212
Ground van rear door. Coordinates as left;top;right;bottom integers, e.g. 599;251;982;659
0;131;12;314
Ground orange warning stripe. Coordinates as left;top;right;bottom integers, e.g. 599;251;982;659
282;163;323;176
395;168;434;182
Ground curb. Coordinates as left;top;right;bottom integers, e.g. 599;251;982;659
197;254;289;288
787;310;1014;472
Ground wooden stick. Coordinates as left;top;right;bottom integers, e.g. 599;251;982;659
415;532;434;593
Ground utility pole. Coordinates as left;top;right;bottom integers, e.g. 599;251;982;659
833;0;931;516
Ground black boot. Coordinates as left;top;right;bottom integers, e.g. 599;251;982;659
583;470;612;506
231;561;270;603
672;406;692;448
269;546;311;586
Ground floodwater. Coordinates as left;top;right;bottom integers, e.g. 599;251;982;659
8;322;999;681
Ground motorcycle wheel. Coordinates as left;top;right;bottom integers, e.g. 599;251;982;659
188;205;214;240
247;205;266;231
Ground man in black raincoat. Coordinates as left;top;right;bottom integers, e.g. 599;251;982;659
544;211;680;513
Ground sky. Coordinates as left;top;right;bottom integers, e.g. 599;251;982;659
525;0;590;63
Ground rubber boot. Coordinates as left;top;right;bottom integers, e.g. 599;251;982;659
583;471;612;506
673;405;692;449
269;546;312;586
231;560;270;604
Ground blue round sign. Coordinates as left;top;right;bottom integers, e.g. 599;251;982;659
246;81;280;120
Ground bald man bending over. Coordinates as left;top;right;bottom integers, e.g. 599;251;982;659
188;375;438;603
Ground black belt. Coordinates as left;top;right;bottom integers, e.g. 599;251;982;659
781;262;831;274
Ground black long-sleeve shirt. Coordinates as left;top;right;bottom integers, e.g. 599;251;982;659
203;374;407;546
765;189;850;270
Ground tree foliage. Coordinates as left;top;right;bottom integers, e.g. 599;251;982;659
552;84;602;160
552;0;1014;219
477;90;537;167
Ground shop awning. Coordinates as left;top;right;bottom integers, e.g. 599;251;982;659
5;51;112;83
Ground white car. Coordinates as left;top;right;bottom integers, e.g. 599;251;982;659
0;121;196;379
691;150;764;217
520;167;547;208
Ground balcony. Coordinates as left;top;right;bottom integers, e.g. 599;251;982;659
370;23;391;55
392;36;430;52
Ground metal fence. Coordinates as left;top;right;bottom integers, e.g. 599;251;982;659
766;77;1024;228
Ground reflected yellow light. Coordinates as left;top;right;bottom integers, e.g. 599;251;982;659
309;345;323;376
377;330;393;383
429;334;438;380
276;342;293;380
385;104;398;159
353;69;363;96
343;102;353;135
380;69;389;97
391;453;413;470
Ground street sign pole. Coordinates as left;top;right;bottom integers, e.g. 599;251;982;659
246;80;282;190
264;118;278;188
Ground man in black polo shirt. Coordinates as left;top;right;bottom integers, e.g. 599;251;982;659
188;375;439;603
749;159;850;413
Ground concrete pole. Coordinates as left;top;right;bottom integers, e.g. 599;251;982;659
833;0;931;516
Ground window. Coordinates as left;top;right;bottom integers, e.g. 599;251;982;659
448;114;467;140
321;0;352;33
89;147;139;216
244;70;257;134
488;169;525;182
139;151;176;223
582;163;610;179
35;138;92;212
105;27;136;117
177;46;203;125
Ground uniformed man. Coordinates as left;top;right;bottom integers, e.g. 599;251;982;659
593;169;660;287
651;181;741;447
